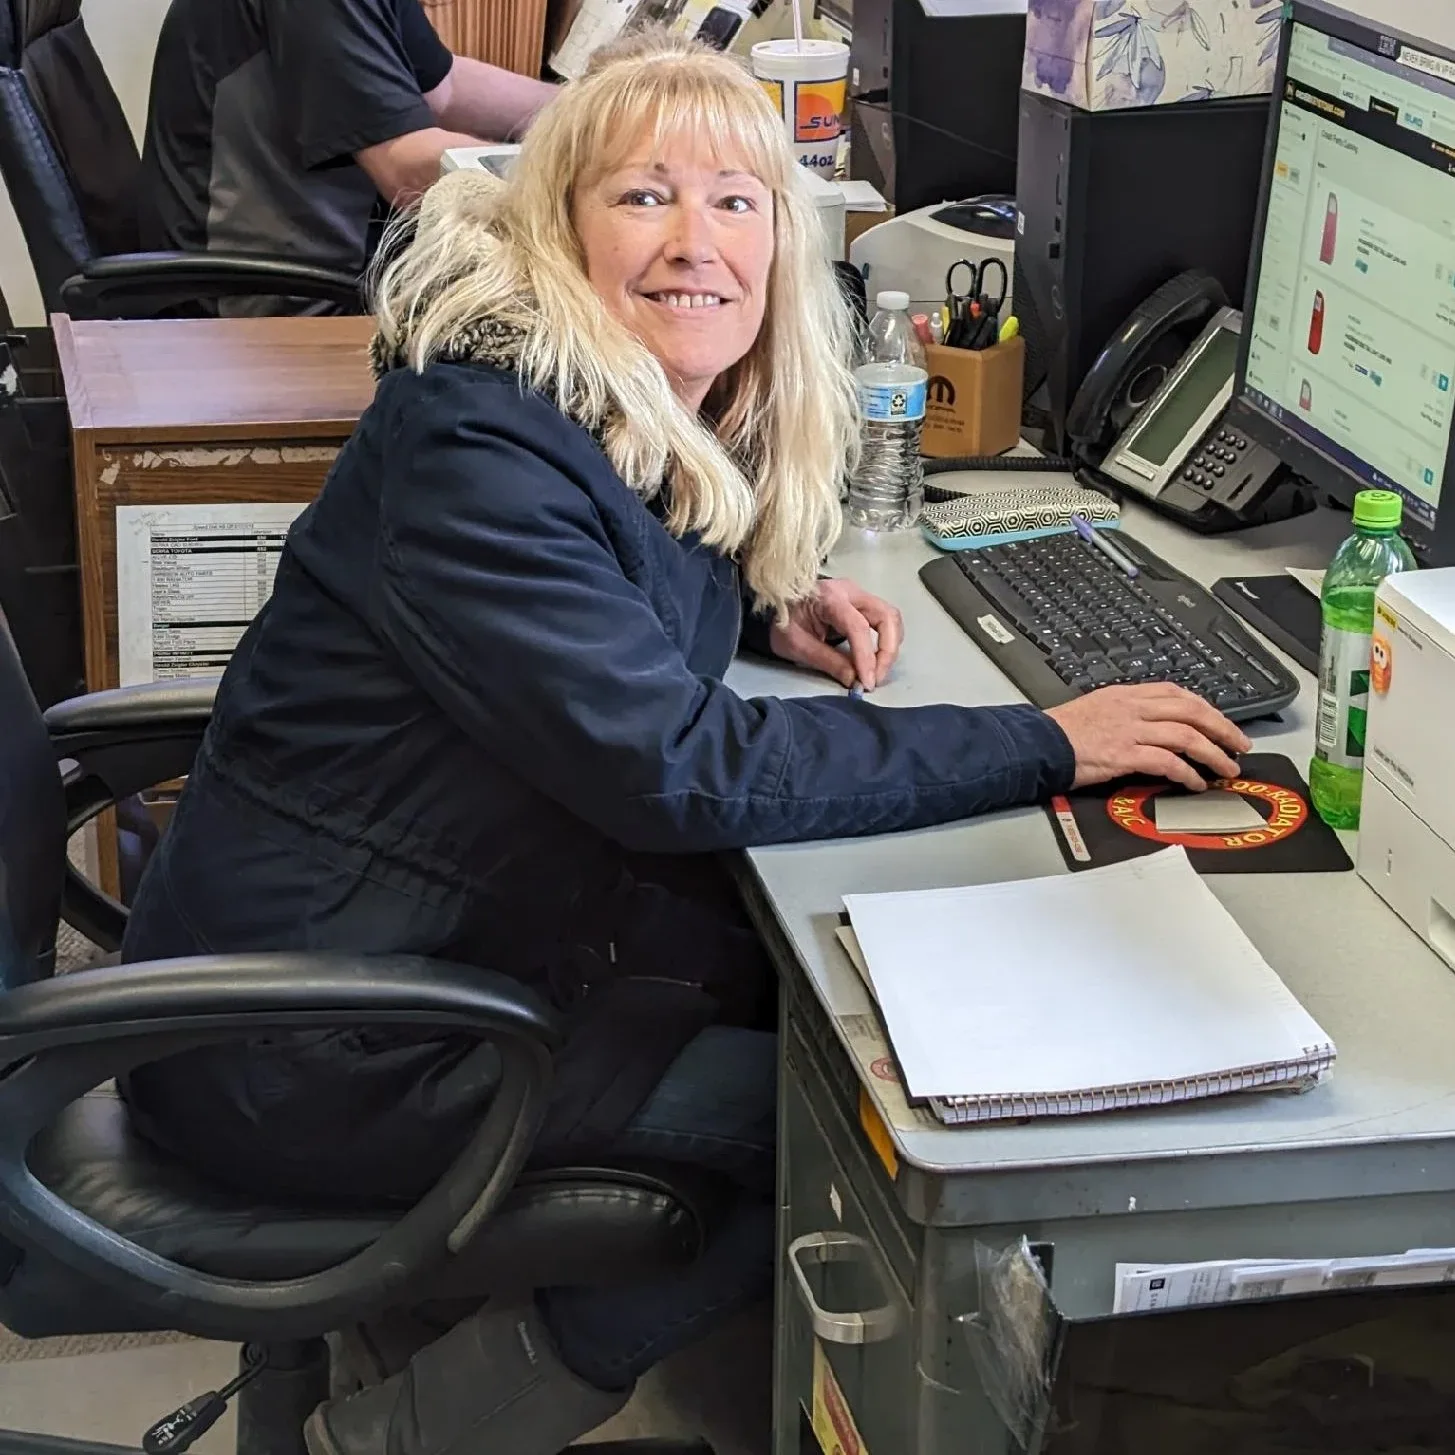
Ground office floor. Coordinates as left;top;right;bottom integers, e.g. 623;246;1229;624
0;922;772;1452
0;1309;772;1452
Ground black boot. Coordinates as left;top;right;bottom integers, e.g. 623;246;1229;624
331;1303;483;1393
305;1302;630;1455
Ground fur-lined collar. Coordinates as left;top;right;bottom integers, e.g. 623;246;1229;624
369;311;630;463
369;312;529;383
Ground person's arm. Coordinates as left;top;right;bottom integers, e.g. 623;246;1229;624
424;56;557;143
373;369;1076;855
266;0;477;206
355;126;483;207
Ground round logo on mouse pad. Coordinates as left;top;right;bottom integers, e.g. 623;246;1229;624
1048;756;1350;875
1106;778;1309;852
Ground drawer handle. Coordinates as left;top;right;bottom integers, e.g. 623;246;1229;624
787;1231;899;1346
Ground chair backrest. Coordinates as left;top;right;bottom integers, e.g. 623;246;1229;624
0;602;65;987
0;0;141;312
0;383;84;709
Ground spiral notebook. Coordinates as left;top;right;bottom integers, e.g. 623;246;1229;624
840;848;1336;1127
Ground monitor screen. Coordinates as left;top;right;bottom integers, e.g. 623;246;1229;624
1238;9;1455;534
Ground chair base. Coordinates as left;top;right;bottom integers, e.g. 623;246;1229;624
235;1340;330;1455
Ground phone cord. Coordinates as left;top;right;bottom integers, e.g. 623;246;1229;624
923;454;1075;475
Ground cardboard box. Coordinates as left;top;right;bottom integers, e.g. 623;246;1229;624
921;338;1024;460
1022;0;1282;112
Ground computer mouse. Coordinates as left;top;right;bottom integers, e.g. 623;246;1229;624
1183;755;1239;786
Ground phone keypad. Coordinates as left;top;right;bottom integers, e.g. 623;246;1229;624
1178;425;1250;491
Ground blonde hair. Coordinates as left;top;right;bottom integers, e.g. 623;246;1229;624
370;28;858;613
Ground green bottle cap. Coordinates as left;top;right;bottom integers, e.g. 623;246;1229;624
1353;489;1403;531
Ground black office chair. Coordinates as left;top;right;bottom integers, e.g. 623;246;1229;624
0;609;718;1455
0;0;361;319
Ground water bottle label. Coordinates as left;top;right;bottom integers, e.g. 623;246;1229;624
858;376;927;424
1314;625;1371;771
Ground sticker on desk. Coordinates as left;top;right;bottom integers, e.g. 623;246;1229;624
115;502;307;685
858;1088;900;1181
811;1342;870;1455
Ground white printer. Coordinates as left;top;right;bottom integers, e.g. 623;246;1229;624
1356;567;1455;970
441;145;850;260
849;199;1016;315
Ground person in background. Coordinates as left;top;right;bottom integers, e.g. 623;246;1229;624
120;28;1250;1455
139;0;557;312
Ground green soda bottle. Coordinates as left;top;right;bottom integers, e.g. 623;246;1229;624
1309;489;1416;829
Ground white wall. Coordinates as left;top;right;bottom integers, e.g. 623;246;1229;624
0;0;172;326
1361;2;1455;48
0;0;1449;325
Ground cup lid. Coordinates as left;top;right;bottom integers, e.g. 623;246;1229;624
751;38;849;56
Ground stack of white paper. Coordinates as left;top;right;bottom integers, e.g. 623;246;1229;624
841;848;1336;1126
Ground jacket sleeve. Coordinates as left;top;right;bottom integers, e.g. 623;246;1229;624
738;580;776;659
373;370;1076;855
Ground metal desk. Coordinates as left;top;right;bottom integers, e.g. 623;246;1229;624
726;479;1455;1454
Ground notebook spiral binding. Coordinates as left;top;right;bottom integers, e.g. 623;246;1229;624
928;1046;1337;1126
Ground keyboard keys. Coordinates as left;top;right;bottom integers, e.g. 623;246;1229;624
943;532;1296;722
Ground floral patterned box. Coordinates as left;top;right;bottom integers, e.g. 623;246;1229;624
1023;0;1284;111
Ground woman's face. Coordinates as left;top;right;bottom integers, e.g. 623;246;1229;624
573;136;775;410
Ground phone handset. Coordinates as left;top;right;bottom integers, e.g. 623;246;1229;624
1065;270;1230;469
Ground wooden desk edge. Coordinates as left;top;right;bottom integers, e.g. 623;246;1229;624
52;313;94;433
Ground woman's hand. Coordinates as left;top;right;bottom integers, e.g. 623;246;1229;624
1046;684;1252;792
769;578;904;692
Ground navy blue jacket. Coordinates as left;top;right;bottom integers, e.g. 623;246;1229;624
121;358;1075;1199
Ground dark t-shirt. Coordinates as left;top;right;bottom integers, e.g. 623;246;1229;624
139;0;453;304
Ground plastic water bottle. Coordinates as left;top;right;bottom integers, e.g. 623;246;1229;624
848;290;928;532
1309;489;1416;829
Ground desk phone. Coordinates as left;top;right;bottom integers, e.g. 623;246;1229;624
1066;273;1311;533
1097;309;1286;523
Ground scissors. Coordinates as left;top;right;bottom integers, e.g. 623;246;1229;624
944;257;1010;350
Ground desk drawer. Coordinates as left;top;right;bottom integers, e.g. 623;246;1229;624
782;1049;914;1455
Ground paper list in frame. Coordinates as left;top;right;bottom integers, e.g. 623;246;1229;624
115;502;307;686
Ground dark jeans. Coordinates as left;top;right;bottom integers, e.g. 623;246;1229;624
538;1024;777;1391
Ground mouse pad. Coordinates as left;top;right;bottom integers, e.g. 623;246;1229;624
1046;754;1353;875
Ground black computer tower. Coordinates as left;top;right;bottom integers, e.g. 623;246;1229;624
848;0;1025;213
1015;90;1274;454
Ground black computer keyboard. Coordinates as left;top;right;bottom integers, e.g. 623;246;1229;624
920;530;1300;721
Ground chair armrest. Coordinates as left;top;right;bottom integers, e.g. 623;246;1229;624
0;953;559;1341
59;252;362;315
44;678;218;742
45;678;218;952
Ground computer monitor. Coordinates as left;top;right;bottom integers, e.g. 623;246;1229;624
1235;0;1455;563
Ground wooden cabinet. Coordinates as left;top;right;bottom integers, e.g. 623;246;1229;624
56;313;378;895
57;314;377;696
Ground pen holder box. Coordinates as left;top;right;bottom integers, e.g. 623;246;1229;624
921;338;1024;460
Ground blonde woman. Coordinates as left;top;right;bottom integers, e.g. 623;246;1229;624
120;29;1247;1455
